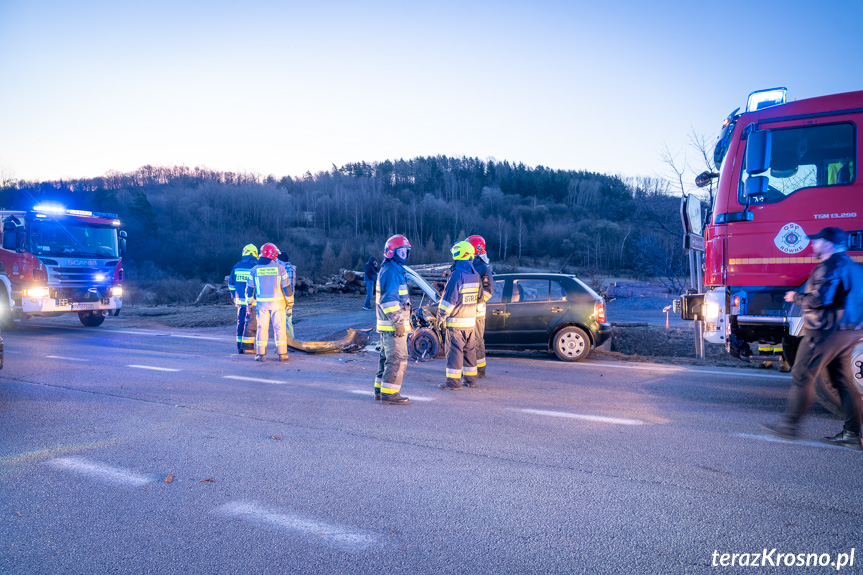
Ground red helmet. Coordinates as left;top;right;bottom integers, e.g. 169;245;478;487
260;243;280;260
466;235;486;257
384;234;411;261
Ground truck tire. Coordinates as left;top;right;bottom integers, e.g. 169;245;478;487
552;326;590;362
408;327;441;361
0;286;14;331
814;341;863;417
78;310;106;327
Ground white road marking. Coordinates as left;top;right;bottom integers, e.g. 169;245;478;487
46;457;153;486
168;334;228;342
127;365;181;372
734;433;847;450
349;389;435;401
46;355;89;362
224;375;288;385
518;408;645;426
575;360;790;380
214;501;378;551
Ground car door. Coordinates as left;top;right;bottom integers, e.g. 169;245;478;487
483;278;508;345
504;278;558;345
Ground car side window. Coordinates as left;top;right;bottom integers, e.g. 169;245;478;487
488;280;505;304
512;279;549;303
550;281;567;301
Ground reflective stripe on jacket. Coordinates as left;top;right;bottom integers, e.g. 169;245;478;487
439;260;480;328
376;260;412;333
472;257;494;318
229;255;259;305
246;260;293;310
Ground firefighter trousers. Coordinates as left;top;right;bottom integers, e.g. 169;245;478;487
474;316;487;375
446;327;477;385
255;307;288;356
375;332;408;396
240;305;257;350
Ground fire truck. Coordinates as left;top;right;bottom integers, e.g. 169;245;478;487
680;87;863;414
0;203;126;327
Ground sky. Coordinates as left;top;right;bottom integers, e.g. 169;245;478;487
1;0;861;186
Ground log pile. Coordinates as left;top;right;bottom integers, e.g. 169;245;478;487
602;281;677;299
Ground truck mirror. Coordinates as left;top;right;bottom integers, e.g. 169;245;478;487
1;230;15;251
695;171;719;188
745;130;771;175
744;175;769;197
120;238;127;256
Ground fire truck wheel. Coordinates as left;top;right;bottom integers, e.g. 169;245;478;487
814;341;863;417
407;327;441;361
78;310;106;327
0;287;14;330
552;326;590;362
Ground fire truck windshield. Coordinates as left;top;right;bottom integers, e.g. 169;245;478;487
29;220;119;258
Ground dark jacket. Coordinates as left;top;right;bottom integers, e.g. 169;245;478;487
364;257;378;282
794;251;863;333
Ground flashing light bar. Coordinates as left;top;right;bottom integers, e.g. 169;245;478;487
33;202;66;214
32;204;120;221
746;87;787;113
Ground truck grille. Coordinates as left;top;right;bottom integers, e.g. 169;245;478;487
47;266;115;288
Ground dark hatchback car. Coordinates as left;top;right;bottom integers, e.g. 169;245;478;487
405;269;611;362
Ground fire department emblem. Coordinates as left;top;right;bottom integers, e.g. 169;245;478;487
774;223;809;254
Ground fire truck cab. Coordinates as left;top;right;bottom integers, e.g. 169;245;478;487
0;203;126;327
684;88;863;413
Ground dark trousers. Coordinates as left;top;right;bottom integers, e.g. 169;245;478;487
786;330;862;434
364;279;375;308
446;327;477;385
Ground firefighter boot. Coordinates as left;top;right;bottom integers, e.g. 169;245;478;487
822;429;863;451
237;344;245;354
279;354;289;362
477;368;486;379
255;354;266;362
380;393;409;405
438;381;462;391
374;388;381;401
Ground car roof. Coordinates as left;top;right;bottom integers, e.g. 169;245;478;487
493;273;602;300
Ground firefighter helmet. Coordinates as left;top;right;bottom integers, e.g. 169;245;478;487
384;234;411;262
242;244;259;258
260;243;280;260
451;240;475;261
466;235;486;257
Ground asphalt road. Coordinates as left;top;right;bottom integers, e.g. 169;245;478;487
1;320;861;574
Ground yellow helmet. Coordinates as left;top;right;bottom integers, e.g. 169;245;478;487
242;244;259;258
451;240;475;261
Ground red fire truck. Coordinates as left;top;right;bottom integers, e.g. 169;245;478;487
681;88;862;414
0;203;126;327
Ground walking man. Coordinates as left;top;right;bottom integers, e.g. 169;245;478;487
438;241;480;390
374;235;412;405
467;235;494;378
763;227;863;450
228;244;259;354
246;243;293;362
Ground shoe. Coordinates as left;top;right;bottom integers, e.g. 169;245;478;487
237;346;245;355
381;393;409;405
438;382;462;391
822;430;863;451
255;354;266;362
374;389;381;401
279;354;289;362
462;381;477;388
363;306;373;311
761;421;797;440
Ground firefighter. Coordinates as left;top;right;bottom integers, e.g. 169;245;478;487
228;244;259;354
245;243;293;362
277;252;297;341
374;235;412;405
467;235;494;379
438;240;480;390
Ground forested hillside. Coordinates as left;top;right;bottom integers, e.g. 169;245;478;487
0;157;686;286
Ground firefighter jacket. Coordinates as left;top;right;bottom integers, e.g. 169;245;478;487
376;259;412;334
438;260;480;329
229;255;259;305
793;250;863;333
472;256;494;318
245;258;294;311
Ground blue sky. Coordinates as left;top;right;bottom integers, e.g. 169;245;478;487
1;0;860;185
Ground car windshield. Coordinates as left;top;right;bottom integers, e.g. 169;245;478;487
29;220;119;258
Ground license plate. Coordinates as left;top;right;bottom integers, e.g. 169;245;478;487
71;303;96;310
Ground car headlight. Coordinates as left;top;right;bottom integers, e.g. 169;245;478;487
702;302;720;321
111;286;123;297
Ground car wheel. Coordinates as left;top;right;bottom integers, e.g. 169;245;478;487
408;327;441;361
78;310;106;327
814;341;863;417
553;326;590;362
